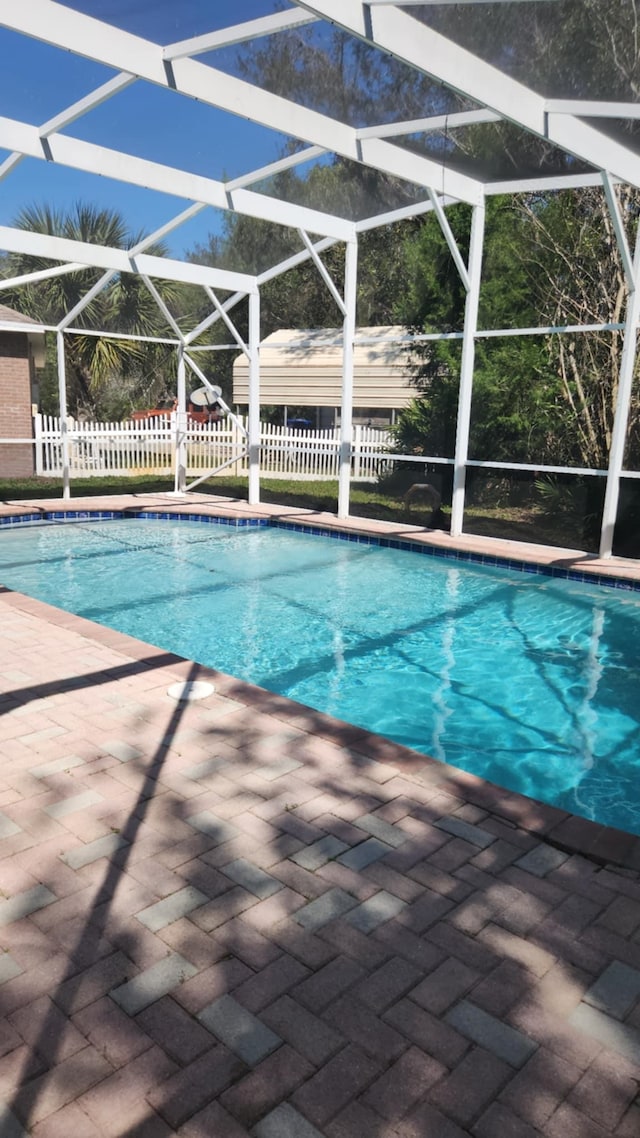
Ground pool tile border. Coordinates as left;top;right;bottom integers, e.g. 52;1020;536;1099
272;519;640;591
2;506;638;593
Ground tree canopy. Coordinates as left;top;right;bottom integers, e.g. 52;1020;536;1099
1;203;183;417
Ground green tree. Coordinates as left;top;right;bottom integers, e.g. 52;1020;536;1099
1;203;182;417
517;186;640;470
393;197;558;464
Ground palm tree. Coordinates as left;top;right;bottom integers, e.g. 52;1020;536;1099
1;203;183;416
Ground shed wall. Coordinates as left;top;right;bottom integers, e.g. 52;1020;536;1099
233;334;416;408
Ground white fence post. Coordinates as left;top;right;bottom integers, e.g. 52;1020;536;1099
353;424;361;480
33;412;43;476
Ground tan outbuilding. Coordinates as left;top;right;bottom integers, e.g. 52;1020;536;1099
232;327;417;428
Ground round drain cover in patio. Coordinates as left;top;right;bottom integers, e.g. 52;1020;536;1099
167;680;215;702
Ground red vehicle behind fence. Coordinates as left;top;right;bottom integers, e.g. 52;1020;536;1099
130;399;221;425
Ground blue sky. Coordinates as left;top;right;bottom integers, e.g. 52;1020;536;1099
0;1;306;259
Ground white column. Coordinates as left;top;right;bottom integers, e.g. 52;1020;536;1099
248;290;261;505
338;238;358;518
173;343;187;493
599;223;640;558
450;201;486;537
56;330;71;500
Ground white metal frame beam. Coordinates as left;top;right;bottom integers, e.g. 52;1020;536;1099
0;71;137;190
0;114;354;242
355;197;439;233
183;236;340;349
247;291;261;505
127;203;208;257
338;239;358;518
485;172;611;195
257;237;337;285
225;145;326;192
39;72;136;138
546;100;640;119
599;222;640;558
163;9;318;61
203;288;249;358
55;329;71;498
427;189;470;292
601;174;634;288
299;230;347;317
0;262;86;291
356;109;501;141
0;223;257;293
174;343;187;493
366;1;559;5
0;1;482;205
56;269;114;331
141;276;185;342
450;201;485;536
185;237;337;348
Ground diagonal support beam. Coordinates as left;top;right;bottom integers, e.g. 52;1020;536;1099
141;275;185;342
204;287;249;357
299;230;347;316
599;223;640;557
39;72;136;138
257;236;337;285
0;152;23;180
0;262;86;290
224;145;325;192
57;268;115;331
427;188;470;291
164;9;317;60
184;294;245;347
127;203;208;257
601;172;634;288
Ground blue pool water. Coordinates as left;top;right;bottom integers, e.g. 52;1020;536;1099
2;517;640;834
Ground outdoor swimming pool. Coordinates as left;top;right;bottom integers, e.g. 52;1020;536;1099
2;515;640;835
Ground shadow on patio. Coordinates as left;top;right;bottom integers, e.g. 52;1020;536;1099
0;586;639;1136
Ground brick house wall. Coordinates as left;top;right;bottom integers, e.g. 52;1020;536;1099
0;331;36;478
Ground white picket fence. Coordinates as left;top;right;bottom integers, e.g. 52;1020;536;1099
33;414;392;482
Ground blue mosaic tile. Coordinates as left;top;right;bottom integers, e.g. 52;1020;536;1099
1;514;41;526
131;510;266;531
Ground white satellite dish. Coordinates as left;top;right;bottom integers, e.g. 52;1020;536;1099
190;385;222;407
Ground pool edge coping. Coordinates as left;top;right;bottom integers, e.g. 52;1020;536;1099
1;506;639;874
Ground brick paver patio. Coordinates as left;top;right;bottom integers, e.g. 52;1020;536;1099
1;495;640;1135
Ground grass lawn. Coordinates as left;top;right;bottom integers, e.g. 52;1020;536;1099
0;473;589;550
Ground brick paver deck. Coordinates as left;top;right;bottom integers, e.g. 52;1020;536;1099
1;493;639;1135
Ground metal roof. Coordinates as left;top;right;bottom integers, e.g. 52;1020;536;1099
0;304;44;327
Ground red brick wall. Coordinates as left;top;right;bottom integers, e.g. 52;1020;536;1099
0;332;35;478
